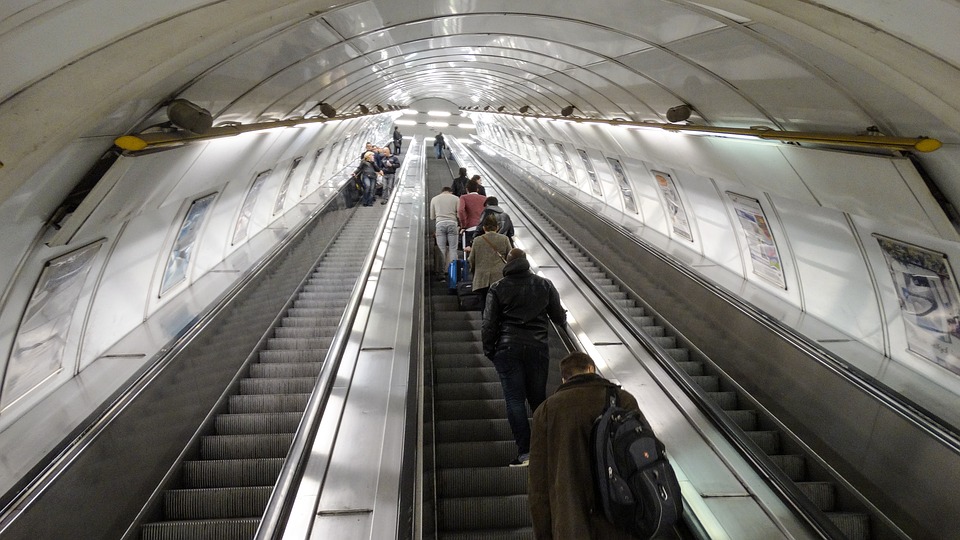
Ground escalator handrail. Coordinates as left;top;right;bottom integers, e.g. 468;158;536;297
255;138;410;540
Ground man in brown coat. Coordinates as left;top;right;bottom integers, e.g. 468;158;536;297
528;352;641;539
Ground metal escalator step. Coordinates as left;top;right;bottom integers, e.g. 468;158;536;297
433;329;483;341
827;512;870;540
769;454;806;481
433;353;492;369
433;341;485;355
641;325;664;337
238;377;317;395
436;399;507;421
439;466;528;497
633;315;655;326
664;348;689;362
706;391;738;409
279;316;340;328
258;349;327;363
724;409;758;431
436;367;499;384
746;430;781;454
432;316;483;330
690;375;720;392
652;335;676;348
676;361;703;376
183;457;285;488
437;382;504;401
296;291;351;300
286;307;347;318
264;337;331;350
163;486;272;520
436;418;513;442
293;299;348;309
623;306;645;317
438;494;531;530
215;412;303;435
140;517;260;540
229;393;310;414
273;326;339;338
438;529;534;540
437;440;518;468
797;481;836;511
612;298;636;308
249;362;323;378
200;433;295;460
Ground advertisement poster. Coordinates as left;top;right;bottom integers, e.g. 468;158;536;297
876;235;960;376
652;170;693;241
727;192;786;288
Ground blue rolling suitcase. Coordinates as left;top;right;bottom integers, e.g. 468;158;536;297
448;259;467;294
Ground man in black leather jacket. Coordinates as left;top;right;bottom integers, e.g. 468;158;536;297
482;248;566;466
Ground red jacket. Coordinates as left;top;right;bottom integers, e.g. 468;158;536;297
457;192;487;229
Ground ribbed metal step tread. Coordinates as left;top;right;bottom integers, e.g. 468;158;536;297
826;512;870;540
437;440;519;468
163;486;272;520
435;367;500;384
248;362;323;378
140;517;260;540
438;494;531;530
438;531;533;540
437;399;509;421
238;377;317;395
183;458;285;488
228;393;311;414
215;412;303;435
436;382;504;400
258;349;327;363
439;466;529;497
201;433;295;460
436;419;513;442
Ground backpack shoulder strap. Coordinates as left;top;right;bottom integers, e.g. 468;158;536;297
605;385;620;409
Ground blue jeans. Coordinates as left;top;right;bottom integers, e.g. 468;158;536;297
492;342;550;455
362;175;376;205
435;220;458;271
381;173;396;200
435;145;443;159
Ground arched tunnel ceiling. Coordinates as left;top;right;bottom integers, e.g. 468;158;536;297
2;0;960;206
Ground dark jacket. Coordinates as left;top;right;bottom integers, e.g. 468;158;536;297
529;373;641;539
354;160;381;179
393;128;402;142
476;205;514;238
451;175;469;197
482;257;565;357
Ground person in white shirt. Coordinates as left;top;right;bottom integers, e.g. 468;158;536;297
430;186;460;277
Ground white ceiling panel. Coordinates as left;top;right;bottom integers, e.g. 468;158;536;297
669;27;873;131
619;47;768;127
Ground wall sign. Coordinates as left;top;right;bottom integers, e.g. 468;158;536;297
727;192;786;289
652;170;693;241
876;235;960;376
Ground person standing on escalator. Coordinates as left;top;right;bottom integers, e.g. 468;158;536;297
482;248;566;467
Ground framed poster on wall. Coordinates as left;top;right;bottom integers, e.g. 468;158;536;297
875;235;960;376
727;192;786;289
652;170;693;241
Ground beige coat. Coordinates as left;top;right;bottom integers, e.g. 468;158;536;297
529;374;642;539
468;232;511;290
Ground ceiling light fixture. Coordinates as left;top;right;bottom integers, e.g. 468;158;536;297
167;99;212;134
358;104;369;114
519;105;530;114
560;105;576;117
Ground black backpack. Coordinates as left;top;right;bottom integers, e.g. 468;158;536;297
591;386;682;538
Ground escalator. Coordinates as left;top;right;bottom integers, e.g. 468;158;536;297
137;204;386;539
422;153;560;538
474;148;903;539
